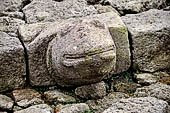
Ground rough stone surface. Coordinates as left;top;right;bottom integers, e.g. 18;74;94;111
157;72;170;85
102;0;167;15
135;83;170;103
0;0;26;12
13;106;23;112
12;89;44;108
94;4;120;15
0;16;25;37
134;73;159;85
122;9;170;72
14;104;53;113
0;94;14;110
0;12;24;19
0;32;26;92
114;82;141;94
44;90;76;104
23;0;97;24
86;92;129;113
18;11;130;86
103;97;168;113
57;103;89;113
75;81;106;99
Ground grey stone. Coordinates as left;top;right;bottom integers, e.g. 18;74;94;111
0;0;26;12
135;83;170;103
12;89;44;108
122;9;170;72
0;16;25;37
14;104;54;113
19;14;114;86
75;81;106;99
44;90;76;104
0;32;26;92
18;12;130;87
86;0;101;4
103;0;167;15
156;72;170;85
114;82;141;94
57;103;89;113
0;11;24;19
0;94;14;110
94;4;120;15
86;92;129;113
23;0;97;24
134;73;159;85
103;97;168;113
13;106;23;112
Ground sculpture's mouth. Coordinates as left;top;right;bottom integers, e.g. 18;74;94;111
62;46;116;67
63;46;115;59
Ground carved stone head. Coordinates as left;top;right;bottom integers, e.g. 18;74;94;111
47;19;116;86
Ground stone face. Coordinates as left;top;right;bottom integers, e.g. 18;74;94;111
57;103;89;113
18;11;130;87
135;83;170;103
44;90;76;104
103;0;167;15
12;89;44;108
14;104;53;113
0;17;25;37
0;94;14;110
0;32;26;92
103;97;168;113
23;0;97;23
86;92;129;113
122;9;170;72
75;81;106;99
134;73;159;85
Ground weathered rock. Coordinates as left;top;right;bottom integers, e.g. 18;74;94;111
103;97;168;113
18;11;130;86
14;104;53;113
0;0;26;12
75;81;106;99
94;4;120;15
12;89;44;108
0;32;26;92
135;83;170;103
114;82;141;94
0;94;14;110
0;12;24;19
134;73;159;85
122;9;170;72
86;92;129;113
0;17;25;37
86;0;101;4
13;106;23;112
158;72;170;85
102;0;167;15
44;90;76;104
57;103;89;113
23;0;97;23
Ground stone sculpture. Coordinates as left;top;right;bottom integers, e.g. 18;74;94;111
18;12;130;87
